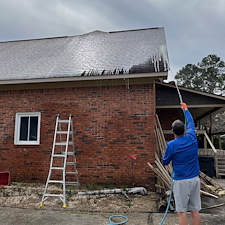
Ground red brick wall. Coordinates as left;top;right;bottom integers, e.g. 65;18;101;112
0;84;156;189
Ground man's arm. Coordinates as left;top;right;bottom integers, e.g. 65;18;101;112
162;144;172;165
181;103;196;136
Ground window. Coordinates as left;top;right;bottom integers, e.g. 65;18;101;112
14;112;41;145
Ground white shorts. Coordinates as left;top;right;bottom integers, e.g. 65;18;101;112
173;176;201;212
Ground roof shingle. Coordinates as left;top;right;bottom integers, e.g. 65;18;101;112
0;27;169;81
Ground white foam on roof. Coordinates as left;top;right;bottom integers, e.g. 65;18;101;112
0;28;169;81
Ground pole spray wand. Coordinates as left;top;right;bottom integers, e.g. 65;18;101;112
175;82;183;104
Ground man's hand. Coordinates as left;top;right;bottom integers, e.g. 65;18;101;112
180;103;188;110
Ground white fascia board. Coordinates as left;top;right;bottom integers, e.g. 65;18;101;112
0;72;168;85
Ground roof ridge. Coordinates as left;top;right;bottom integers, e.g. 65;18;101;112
0;35;69;44
0;27;164;43
109;27;163;34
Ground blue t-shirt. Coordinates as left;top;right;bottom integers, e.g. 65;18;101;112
162;110;200;180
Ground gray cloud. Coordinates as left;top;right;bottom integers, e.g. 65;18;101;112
0;0;225;80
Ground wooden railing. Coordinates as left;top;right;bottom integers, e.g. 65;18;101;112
196;130;217;153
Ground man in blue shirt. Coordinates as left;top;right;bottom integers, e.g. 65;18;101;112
162;103;201;225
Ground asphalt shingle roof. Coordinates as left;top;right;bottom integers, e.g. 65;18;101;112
0;27;169;81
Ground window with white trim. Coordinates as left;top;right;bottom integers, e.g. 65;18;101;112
14;112;41;145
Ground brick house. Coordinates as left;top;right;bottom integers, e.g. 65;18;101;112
1;27;225;189
0;27;169;190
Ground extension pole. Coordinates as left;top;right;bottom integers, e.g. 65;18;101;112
175;82;183;103
175;81;187;126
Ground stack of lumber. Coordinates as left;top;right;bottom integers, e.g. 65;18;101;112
200;171;225;197
150;115;225;199
148;159;225;199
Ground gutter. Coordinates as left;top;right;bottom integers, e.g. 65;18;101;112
0;72;168;85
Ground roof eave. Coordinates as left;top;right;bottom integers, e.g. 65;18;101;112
155;81;225;101
0;72;168;85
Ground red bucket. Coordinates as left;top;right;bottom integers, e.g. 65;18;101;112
0;171;10;186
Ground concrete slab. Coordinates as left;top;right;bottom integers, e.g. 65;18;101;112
0;207;151;225
1;206;225;225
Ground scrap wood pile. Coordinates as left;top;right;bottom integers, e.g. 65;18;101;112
148;159;225;199
149;115;225;200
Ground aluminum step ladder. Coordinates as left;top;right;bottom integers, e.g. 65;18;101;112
40;114;79;208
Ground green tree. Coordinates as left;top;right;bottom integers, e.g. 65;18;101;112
175;54;225;95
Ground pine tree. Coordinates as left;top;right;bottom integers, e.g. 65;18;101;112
175;54;225;95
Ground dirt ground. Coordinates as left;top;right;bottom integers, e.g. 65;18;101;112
2;181;225;217
0;182;160;213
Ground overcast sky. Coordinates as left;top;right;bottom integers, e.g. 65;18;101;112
0;0;224;80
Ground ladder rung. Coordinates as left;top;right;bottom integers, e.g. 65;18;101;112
65;182;79;185
55;142;73;146
66;162;75;165
58;120;70;123
44;194;64;198
48;180;64;184
56;131;72;134
52;154;66;158
65;152;75;156
51;167;64;170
